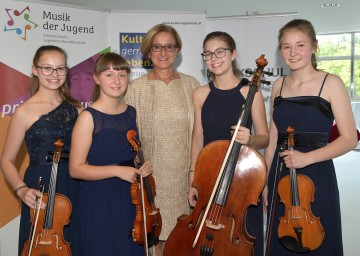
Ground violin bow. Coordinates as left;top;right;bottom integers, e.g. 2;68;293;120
27;177;44;256
265;140;286;254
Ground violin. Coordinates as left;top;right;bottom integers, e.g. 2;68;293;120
21;139;72;256
163;55;271;256
127;130;162;254
277;126;325;252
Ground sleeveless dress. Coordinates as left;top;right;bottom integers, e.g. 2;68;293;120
266;74;343;255
20;101;82;256
78;106;143;256
202;81;264;256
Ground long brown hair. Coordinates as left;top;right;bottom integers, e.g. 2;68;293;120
278;19;318;70
91;52;131;102
32;45;81;108
202;31;243;81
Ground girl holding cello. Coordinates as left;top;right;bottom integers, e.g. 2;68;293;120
0;45;82;255
187;31;269;255
264;19;358;255
69;52;152;256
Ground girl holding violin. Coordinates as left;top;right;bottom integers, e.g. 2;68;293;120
188;31;269;256
69;52;152;256
264;19;358;255
0;45;82;255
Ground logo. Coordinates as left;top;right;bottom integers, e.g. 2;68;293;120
120;33;152;69
3;6;38;41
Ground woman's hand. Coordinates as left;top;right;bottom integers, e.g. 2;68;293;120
279;149;310;169
119;166;139;183
188;187;198;207
232;126;252;145
138;160;152;177
18;187;45;209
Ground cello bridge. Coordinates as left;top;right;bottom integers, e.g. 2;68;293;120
205;220;225;230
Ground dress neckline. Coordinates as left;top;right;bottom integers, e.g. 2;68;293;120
209;81;243;95
86;105;129;116
276;95;331;105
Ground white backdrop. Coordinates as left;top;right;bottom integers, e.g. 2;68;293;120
0;1;296;253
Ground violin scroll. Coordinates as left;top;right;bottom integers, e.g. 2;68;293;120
53;139;64;163
286;126;295;148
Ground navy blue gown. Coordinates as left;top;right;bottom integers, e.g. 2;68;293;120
20;101;82;256
79;106;143;256
266;74;343;255
202;81;264;256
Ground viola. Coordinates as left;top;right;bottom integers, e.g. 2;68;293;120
21;139;72;256
163;55;271;256
277;126;325;252
127;130;162;254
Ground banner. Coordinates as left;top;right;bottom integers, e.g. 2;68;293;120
109;11;207;84
0;0;109;254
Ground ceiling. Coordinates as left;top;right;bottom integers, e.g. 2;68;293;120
20;0;360;33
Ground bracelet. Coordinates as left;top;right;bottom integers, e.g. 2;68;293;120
14;183;27;195
188;170;194;174
247;135;253;146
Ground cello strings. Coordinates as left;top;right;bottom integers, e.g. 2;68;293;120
206;110;243;237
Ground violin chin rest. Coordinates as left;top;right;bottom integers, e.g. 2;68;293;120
279;236;310;253
146;233;158;248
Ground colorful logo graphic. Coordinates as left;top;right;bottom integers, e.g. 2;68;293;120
3;6;38;41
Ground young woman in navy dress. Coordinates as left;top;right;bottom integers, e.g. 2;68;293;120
188;31;269;256
69;52;152;256
264;19;358;255
0;45;82;256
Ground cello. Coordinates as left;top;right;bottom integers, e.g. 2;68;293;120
127;130;162;255
163;55;271;256
21;139;72;256
277;126;325;252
